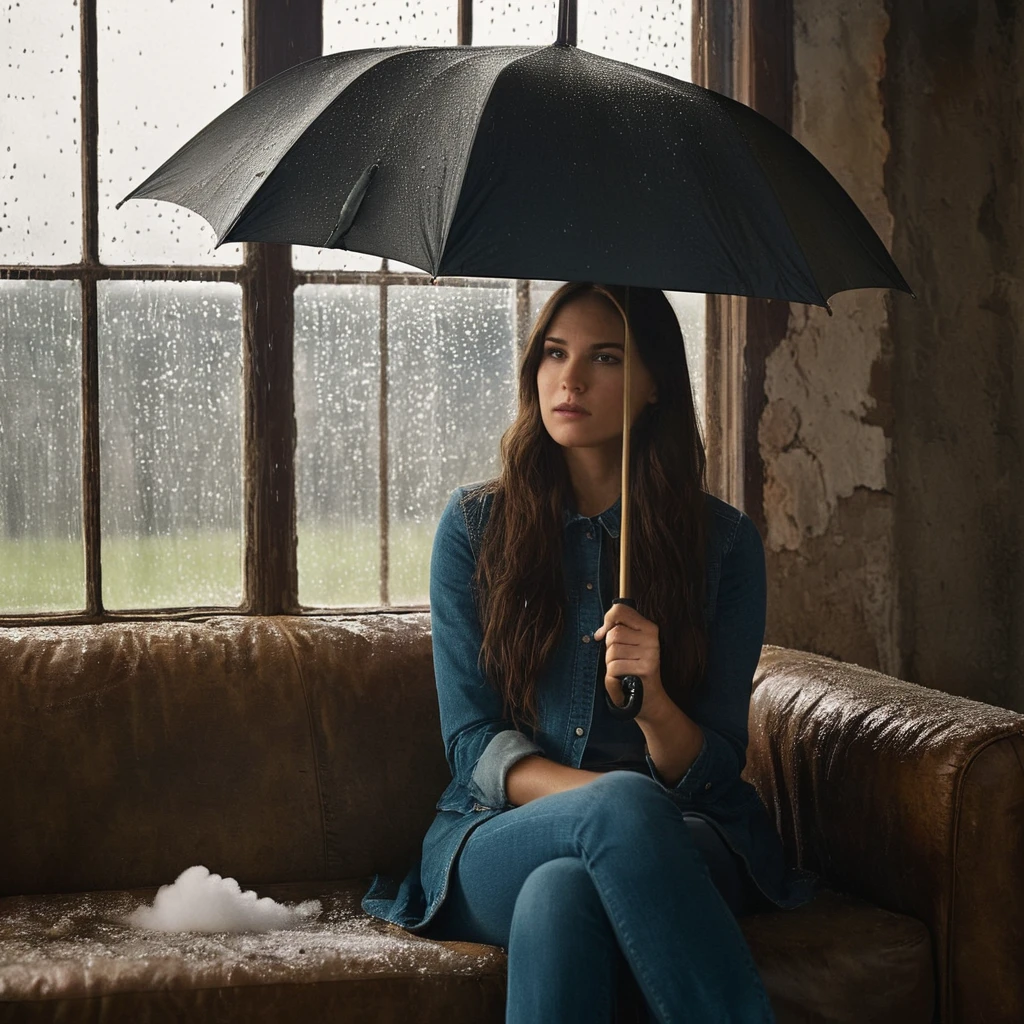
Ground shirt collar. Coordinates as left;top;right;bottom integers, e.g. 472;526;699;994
562;493;621;539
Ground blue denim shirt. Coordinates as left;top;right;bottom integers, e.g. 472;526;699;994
362;481;820;932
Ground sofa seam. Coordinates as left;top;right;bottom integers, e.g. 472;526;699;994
275;618;331;879
944;727;1024;1024
7;969;508;1003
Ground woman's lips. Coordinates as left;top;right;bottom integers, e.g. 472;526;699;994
554;407;590;416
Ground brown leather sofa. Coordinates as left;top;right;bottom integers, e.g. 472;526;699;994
1;614;1021;1023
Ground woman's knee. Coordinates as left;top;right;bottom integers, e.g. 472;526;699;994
586;770;680;828
513;856;602;923
589;769;668;798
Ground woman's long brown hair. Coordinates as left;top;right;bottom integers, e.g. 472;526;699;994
472;282;709;736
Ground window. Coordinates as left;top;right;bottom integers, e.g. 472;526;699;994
0;0;705;622
1;0;245;617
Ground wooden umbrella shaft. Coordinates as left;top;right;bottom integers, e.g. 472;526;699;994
604;285;644;721
620;286;631;600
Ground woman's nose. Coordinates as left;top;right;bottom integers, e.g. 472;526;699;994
560;360;586;391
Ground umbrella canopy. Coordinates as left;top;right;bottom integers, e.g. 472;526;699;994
118;43;912;310
119;20;913;721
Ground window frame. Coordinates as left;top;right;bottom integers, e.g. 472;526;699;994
0;0;739;626
694;0;794;534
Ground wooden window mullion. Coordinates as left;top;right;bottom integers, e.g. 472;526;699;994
81;0;102;617
514;280;530;358
242;0;321;614
693;0;792;528
378;277;389;607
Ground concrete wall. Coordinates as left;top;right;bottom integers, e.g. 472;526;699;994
759;0;1023;710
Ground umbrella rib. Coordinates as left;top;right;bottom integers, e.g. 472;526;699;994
714;100;833;309
432;45;550;273
566;50;827;307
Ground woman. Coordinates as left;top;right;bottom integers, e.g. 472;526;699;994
362;282;819;1023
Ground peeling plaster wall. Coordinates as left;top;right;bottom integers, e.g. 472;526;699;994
760;0;901;674
761;0;1024;710
884;0;1023;710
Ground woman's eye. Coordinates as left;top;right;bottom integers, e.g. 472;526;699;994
543;349;618;363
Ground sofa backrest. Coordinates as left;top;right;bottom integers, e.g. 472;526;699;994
2;614;446;896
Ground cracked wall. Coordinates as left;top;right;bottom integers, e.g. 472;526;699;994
760;0;901;675
761;0;1024;709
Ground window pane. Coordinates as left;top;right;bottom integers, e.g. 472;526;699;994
323;0;456;50
293;247;383;274
98;0;244;265
0;2;81;264
294;1;457;273
529;279;566;325
578;1;692;80
666;291;707;431
473;1;559;45
99;281;242;608
388;284;516;605
295;284;381;607
0;281;83;612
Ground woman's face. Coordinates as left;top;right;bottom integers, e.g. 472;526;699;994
536;291;657;452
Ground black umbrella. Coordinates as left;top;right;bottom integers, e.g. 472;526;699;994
119;0;913;720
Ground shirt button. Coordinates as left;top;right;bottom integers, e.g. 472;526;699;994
575;727;585;737
581;634;591;643
586;531;594;539
586;582;594;590
704;782;712;791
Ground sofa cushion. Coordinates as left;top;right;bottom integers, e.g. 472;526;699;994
740;888;934;1023
0;881;506;1024
0;882;932;1024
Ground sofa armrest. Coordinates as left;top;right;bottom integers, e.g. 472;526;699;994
745;645;1024;1024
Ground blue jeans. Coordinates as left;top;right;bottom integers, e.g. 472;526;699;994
421;771;776;1024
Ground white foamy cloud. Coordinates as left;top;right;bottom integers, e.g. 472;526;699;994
125;866;322;934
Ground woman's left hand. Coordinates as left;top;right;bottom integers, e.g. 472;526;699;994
593;604;667;718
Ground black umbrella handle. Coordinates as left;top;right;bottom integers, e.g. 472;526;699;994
603;597;644;721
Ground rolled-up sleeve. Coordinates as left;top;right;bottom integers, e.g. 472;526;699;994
431;488;543;810
645;510;766;803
